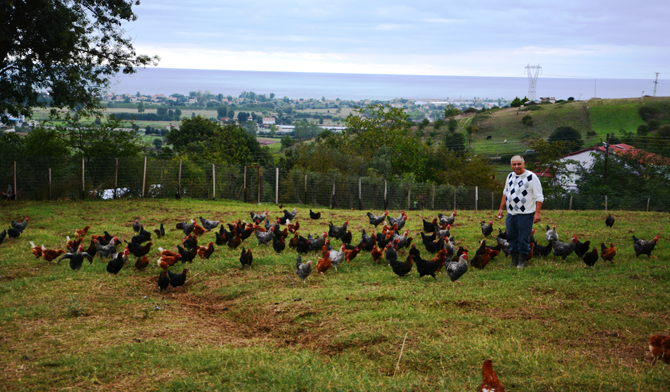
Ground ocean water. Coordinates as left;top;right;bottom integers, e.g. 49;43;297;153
110;68;667;101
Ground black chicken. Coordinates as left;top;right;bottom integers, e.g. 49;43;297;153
633;235;658;258
0;229;6;246
153;223;165;238
328;220;349;240
177;245;197;263
57;246;93;271
366;211;388;227
574;239;591;258
309;209;321;220
8;227;21;238
11;217;29;233
533;241;553;258
158;270;170;293
168;268;189;287
421;231;437;244
106;249;129;275
240;247;253;268
582;247;599;267
605;214;615;228
424;237;445;254
413;249;445;279
481;220;493;237
272;234;286;254
422;218;438;233
360;230;376;252
388;255;413;278
341;230;352;245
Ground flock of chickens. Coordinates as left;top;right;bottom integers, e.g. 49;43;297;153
1;205;668;372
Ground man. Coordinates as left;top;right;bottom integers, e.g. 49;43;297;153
497;155;543;268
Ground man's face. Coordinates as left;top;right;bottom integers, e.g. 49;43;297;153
511;159;525;175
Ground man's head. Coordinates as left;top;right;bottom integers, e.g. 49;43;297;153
510;155;525;175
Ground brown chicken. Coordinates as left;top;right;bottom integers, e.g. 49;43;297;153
158;247;178;258
197;242;215;259
526;242;535;261
287;220;300;233
158;254;181;268
42;248;66;262
471;247;492;269
478;359;505;392
316;251;331;275
649;335;670;365
135;255;149;270
289;233;300;249
30;241;43;258
431;249;449;273
74;225;91;240
344;244;362;262
192;223;206;236
227;233;242;249
382;223;399;238
600;242;616;263
371;243;384;263
253;224;266;232
66;236;83;253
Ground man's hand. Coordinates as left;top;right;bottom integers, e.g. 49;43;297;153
533;212;541;223
497;210;504;219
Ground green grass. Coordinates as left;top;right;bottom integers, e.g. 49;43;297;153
588;98;646;137
0;199;668;390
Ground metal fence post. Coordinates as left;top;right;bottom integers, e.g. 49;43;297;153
358;177;362;210
475;186;478;211
491;192;494;210
257;166;261;204
432;185;435;210
13;161;17;200
569;195;573;210
330;180;335;209
212;164;216;199
48;168;51;201
178;158;182;197
243;166;247;202
304;174;308;205
276;167;279;205
142;156;147;198
453;188;456;210
647;198;650;212
407;184;411;210
81;157;85;200
384;180;387;210
605;195;607;211
114;158;118;199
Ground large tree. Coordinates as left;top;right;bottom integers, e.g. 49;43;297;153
1;0;158;122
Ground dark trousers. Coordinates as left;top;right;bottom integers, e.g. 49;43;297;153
506;213;534;255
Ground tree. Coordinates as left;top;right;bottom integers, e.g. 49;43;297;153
522;114;533;127
1;0;159;122
443;104;460;118
217;106;228;119
447;118;458;132
137;102;145;113
152;138;162;149
237;112;249;123
548;126;583;153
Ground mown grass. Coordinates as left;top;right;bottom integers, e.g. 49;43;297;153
1;198;669;390
588;98;646;137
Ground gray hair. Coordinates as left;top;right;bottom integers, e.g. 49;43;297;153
511;155;525;163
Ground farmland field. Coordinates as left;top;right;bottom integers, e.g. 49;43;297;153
0;199;668;391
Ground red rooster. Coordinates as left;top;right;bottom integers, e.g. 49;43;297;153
478;359;505;392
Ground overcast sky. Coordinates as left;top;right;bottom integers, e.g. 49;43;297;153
127;0;669;79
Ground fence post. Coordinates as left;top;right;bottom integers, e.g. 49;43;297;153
212;164;216;200
475;186;478;211
453;188;456;210
142;156;147;198
178;159;182;197
275;167;279;205
647;198;650;212
114;158;118;199
491;192;494;210
358;177;362;210
243;166;247;203
81;157;85;200
569;195;573;210
13;161;17;200
48;168;51;201
257;166;261;204
432;185;435;210
384;180;388;210
304;174;308;205
605;195;607;211
330;180;335;209
407;184;411;210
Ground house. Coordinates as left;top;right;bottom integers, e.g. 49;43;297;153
540;97;556;104
262;117;276;126
555;143;670;190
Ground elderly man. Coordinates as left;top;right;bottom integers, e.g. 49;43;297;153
497;155;544;268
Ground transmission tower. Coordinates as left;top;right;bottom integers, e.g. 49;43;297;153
525;64;542;102
653;72;660;96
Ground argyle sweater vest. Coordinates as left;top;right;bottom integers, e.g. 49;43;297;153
503;170;544;215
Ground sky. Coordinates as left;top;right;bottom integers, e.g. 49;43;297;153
127;0;669;79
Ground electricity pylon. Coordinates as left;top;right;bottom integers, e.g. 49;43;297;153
525;64;542;102
653;72;660;97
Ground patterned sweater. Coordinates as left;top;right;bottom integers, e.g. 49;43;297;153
503;170;544;215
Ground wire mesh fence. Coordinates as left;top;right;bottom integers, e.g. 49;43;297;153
2;156;670;212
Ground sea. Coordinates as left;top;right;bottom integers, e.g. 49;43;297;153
110;68;667;102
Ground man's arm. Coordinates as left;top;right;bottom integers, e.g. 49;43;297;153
533;201;543;223
497;195;507;219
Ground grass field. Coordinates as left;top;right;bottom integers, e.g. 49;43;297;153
588;98;646;137
0;199;668;390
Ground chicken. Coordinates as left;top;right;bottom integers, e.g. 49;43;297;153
307;232;328;254
344;244;362;262
227;233;242;249
57;245;93;271
96;237;117;259
177;245;197;263
526;242;535;261
605;214;615;228
199;216;220;231
135;255;150;270
423;218;439;233
329;243;346;270
240;247;253;268
421;231;437;244
582;247;599;267
389;253;413;278
370;243;383;263
30;241;43;258
283;207;298;220
424;237;445;254
316;251;331;275
192;223;206;236
176;220;195;236
309;209;321;220
633;235;658;258
341;230;353;245
413;248;446;279
11;217;29;233
197;242;215;259
600;242;617;263
153;223;165;239
296;256;312;282
649;335;670;365
436;223;451;239
478;359;505;392
552;236;577;260
387;211;407;228
1;184;14;200
546;224;558;243
182;234;198;250
66;236;83;253
393;230;412;250
287;219;300;233
106;248;130;275
360;230;376;252
158;247;178;258
158;253;181;268
132;218;142;234
158;270;170;293
438;211;456;226
385;240;399;264
481;220;493;238
446;252;468;286
574;240;591;258
42;248;66;262
130;233;151;244
328;220;349;240
272;233;286;254
0;229;5;246
367;211;388;227
168;268;189;288
215;227;229;245
255;226;274;247
471;246;493;270
128;241;153;258
250;210;268;223
533;241;553;258
529;228;536;246
74;225;90;240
